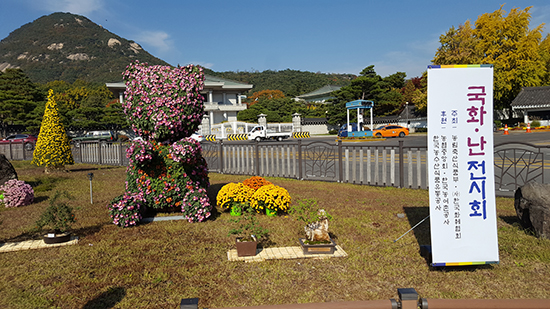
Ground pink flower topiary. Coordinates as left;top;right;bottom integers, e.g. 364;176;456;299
108;61;211;226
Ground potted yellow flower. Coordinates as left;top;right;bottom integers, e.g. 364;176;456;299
216;182;254;216
250;184;291;216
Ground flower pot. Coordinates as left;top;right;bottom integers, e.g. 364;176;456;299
230;206;242;216
43;232;71;244
235;237;258;257
265;208;277;217
299;238;336;255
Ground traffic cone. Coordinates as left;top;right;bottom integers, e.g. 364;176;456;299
503;124;509;135
526;122;532;133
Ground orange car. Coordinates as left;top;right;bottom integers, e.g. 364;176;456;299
373;125;409;138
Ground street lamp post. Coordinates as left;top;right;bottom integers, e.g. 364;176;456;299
88;173;94;204
405;102;409;129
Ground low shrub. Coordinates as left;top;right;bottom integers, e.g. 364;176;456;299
0;179;34;208
35;191;75;233
289;198;332;225
530;120;541;128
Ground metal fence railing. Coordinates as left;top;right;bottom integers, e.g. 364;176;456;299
3;140;548;197
0;142;35;161
201;140;430;189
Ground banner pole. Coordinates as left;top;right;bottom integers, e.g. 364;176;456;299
393;215;430;243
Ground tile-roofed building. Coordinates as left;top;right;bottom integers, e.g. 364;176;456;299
295;85;342;103
511;86;550;124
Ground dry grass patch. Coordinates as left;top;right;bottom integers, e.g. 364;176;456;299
0;162;548;308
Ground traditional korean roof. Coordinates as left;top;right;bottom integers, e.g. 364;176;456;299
296;85;342;100
301;117;328;125
203;75;252;87
511;86;550;110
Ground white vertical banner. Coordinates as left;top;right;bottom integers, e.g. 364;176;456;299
427;65;499;266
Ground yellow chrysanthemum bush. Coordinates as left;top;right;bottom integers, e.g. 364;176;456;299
31;89;74;172
250;184;291;213
216;182;255;210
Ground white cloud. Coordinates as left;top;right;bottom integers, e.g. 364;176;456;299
34;0;105;15
135;30;173;53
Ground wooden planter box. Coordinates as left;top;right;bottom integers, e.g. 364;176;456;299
299;238;336;255
235;237;258;257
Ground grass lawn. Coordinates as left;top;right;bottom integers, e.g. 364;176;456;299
0;161;549;308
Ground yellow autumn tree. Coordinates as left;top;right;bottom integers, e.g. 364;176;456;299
433;5;545;109
32;89;74;172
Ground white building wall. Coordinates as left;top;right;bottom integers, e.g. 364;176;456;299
213;113;225;124
227;112;238;122
301;124;339;134
212;93;224;103
228;93;237;105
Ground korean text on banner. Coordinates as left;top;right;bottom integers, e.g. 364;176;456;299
427;65;499;267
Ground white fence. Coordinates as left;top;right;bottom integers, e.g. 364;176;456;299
208;122;256;139
207;121;293;139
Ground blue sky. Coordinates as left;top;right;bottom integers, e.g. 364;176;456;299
1;0;550;79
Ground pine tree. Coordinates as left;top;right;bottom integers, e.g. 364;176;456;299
32;89;74;172
0;69;43;136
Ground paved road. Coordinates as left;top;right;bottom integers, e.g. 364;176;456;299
301;130;550;148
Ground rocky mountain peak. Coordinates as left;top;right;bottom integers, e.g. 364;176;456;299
0;12;169;83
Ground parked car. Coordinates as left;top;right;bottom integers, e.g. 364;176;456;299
373;125;409;138
0;134;37;151
71;130;117;147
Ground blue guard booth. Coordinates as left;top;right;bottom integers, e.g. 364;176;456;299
345;100;374;137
